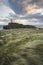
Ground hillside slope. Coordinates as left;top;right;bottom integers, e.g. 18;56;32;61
0;28;43;65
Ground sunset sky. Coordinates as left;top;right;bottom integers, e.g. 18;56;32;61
0;0;43;28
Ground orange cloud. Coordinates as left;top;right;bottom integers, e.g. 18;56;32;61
25;5;38;14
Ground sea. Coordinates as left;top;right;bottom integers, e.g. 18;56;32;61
0;25;3;30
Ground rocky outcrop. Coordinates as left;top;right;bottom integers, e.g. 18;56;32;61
3;23;36;29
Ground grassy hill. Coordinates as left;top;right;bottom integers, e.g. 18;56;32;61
0;28;43;65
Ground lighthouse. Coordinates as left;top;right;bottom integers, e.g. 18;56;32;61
11;19;13;23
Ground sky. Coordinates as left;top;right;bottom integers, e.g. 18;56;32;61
0;0;43;28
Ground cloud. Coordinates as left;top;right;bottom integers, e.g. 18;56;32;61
31;0;43;6
25;5;38;15
1;0;43;16
0;0;43;28
0;0;16;15
0;21;7;25
8;0;43;16
13;18;43;26
1;5;15;15
0;0;3;5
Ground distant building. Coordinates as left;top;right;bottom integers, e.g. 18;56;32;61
11;19;13;23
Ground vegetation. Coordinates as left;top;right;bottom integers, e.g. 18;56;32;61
0;28;43;65
3;23;36;29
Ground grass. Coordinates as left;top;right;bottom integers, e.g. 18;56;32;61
0;28;43;65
